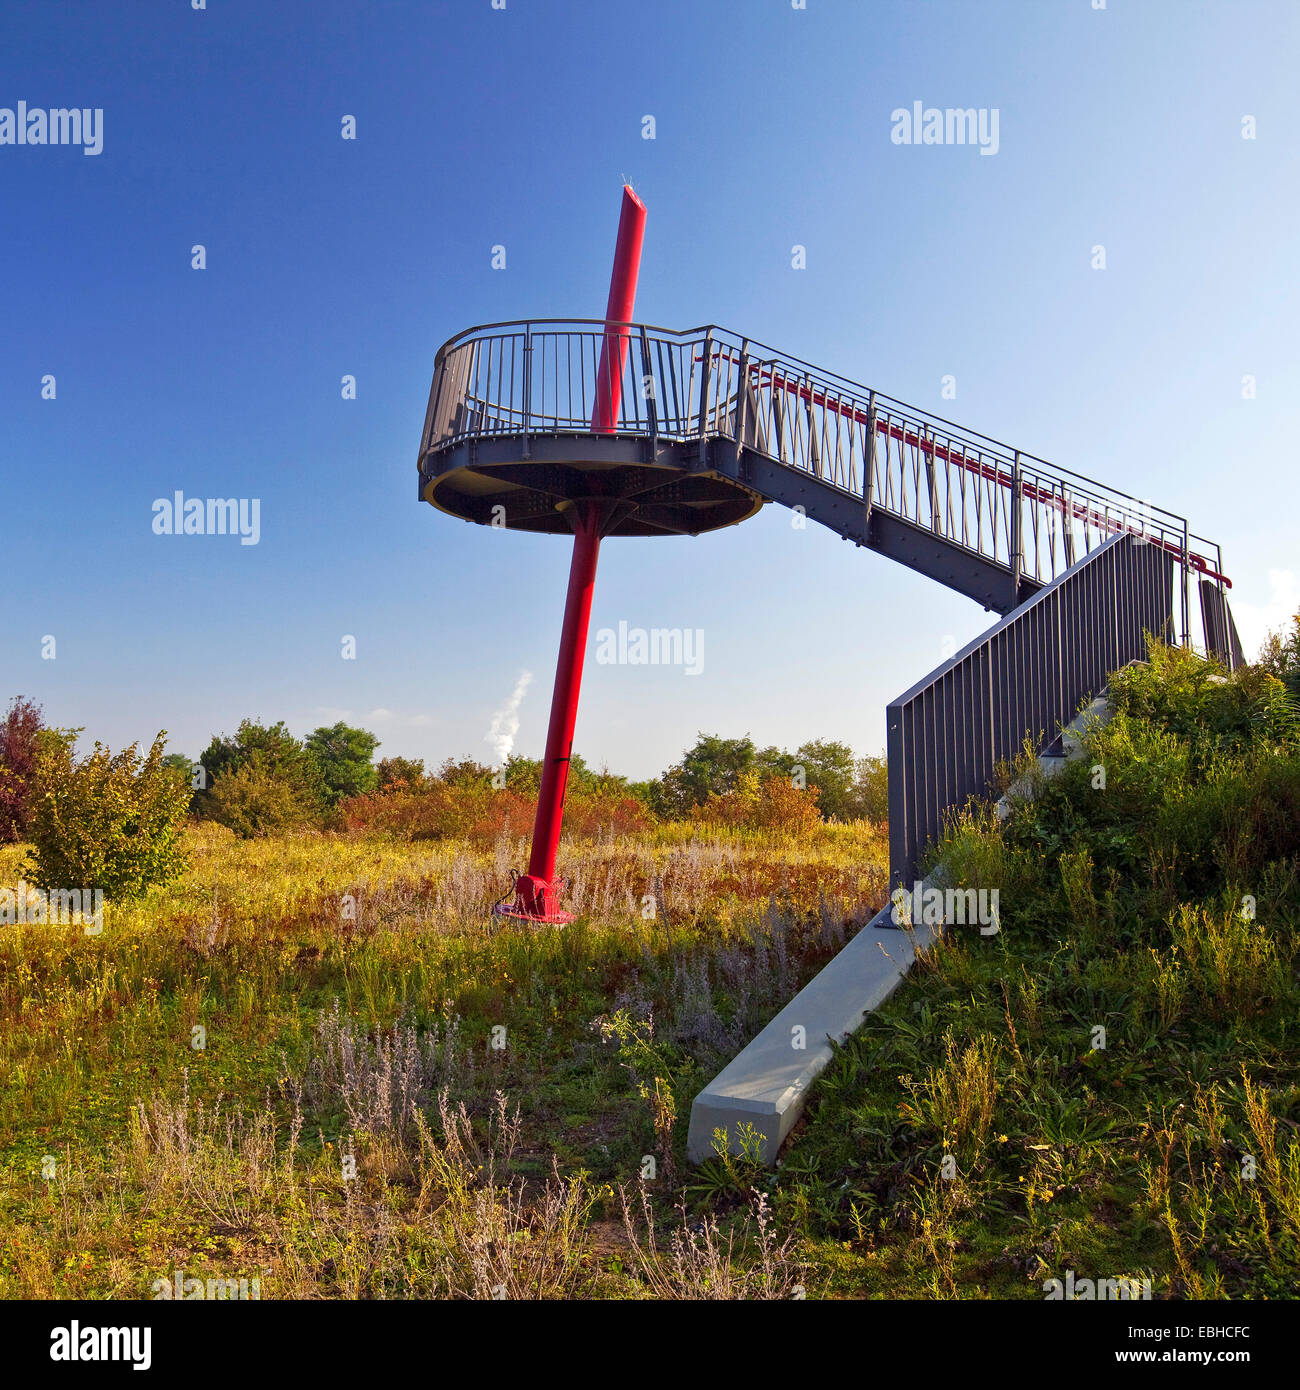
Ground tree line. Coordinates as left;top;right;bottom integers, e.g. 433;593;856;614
0;699;889;902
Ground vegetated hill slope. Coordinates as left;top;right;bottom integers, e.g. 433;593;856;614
777;641;1300;1298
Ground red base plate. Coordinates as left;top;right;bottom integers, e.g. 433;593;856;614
494;872;574;925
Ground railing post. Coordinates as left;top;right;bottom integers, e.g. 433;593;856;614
865;389;876;531
805;373;821;477
1181;521;1191;648
772;372;788;463
521;327;532;459
924;426;940;532
697;330;714;461
734;339;751;465
639;326;658;449
1062;485;1075;567
1010;450;1024;599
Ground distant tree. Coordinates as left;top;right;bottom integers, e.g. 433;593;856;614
500;754;541;796
437;756;496;787
205;760;304;838
376;755;426;791
651;731;886;823
625;778;661;812
496;752;598;798
25;733;190;900
655;733;756;816
852;753;889;822
161;752;198;794
194;719;325;826
791;739;858;819
0;696;44;842
586;762;632;797
305;722;380;803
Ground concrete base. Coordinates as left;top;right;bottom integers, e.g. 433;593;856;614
687;691;1116;1169
685;906;941;1165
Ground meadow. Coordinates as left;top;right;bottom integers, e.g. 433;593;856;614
1;640;1297;1300
0;817;886;1298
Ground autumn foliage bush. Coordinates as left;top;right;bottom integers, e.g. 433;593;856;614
692;771;822;833
339;780;649;846
0;696;43;843
25;733;191;900
340;782;530;843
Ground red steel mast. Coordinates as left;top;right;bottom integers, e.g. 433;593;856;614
500;185;647;922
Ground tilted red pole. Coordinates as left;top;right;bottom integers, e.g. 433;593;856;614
508;186;646;922
519;503;601;919
590;185;646;432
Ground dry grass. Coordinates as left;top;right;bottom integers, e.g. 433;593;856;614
0;816;885;1299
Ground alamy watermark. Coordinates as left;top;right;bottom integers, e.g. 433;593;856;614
0;882;104;934
1;103;103;155
1043;1269;1152;1301
152;1268;262;1300
49;1323;150;1369
595;621;704;676
890;880;1000;934
152;491;261;545
890;101;1000;156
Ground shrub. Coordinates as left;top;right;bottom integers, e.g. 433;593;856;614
339;780;648;844
1108;639;1298;759
1257;609;1300;682
204;758;308;838
25;733;190;901
692;771;820;832
376;755;426;791
340;782;531;843
751;775;822;832
196;719;326;831
0;696;43;842
438;756;497;787
558;789;650;837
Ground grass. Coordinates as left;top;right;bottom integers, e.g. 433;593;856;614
2;640;1297;1299
0;817;884;1298
779;643;1300;1299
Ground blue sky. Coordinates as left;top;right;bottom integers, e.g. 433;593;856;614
3;0;1297;779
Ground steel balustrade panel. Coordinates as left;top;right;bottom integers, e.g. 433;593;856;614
1200;578;1244;670
885;534;1176;887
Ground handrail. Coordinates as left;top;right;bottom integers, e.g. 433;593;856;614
420;319;1232;602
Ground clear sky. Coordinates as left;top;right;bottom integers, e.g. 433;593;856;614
3;0;1297;779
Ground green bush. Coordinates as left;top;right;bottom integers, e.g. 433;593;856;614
195;718;326;831
25;733;190;901
1107;640;1298;757
376;755;426;790
204;757;308;838
305;722;380;803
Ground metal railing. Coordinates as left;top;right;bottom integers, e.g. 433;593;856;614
421;320;1232;622
422;320;1243;895
885;533;1175;887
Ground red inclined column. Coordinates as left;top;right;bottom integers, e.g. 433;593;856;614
506;186;647;922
